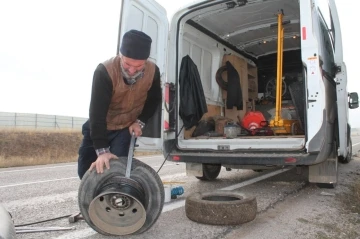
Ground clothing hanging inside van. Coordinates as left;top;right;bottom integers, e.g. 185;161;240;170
179;55;208;129
225;61;243;110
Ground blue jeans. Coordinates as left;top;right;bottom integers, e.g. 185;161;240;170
77;120;131;179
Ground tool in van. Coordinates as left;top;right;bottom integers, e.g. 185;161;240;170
269;10;301;135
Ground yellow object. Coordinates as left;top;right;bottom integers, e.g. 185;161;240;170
269;12;298;135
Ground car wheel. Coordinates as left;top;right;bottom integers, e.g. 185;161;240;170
196;164;221;181
78;157;164;236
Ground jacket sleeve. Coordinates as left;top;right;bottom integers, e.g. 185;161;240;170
89;64;113;149
138;65;162;124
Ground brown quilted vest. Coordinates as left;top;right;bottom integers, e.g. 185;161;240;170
102;55;155;130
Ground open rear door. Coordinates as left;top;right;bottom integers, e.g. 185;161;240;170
117;0;168;151
328;0;348;158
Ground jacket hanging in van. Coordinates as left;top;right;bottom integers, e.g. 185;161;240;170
225;61;243;110
179;55;208;129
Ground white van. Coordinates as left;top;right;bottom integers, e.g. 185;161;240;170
118;0;359;188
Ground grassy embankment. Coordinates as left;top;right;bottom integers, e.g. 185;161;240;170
0;128;158;168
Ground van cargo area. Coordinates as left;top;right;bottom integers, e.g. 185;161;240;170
119;0;357;185
172;0;306;151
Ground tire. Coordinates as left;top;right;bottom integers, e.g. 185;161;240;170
196;164;221;181
78;158;164;236
0;204;16;239
215;65;228;90
253;169;263;173
185;191;257;225
265;78;287;99
339;138;352;164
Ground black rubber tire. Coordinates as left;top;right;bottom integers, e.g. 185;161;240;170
0;204;16;239
265;78;287;99
215;65;228;90
78;158;164;236
316;183;336;189
253;169;263;173
185;191;257;225
339;138;352;164
196;164;221;181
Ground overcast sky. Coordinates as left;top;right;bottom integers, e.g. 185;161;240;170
0;0;359;127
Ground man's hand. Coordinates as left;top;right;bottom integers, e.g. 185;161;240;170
89;152;118;174
129;122;142;137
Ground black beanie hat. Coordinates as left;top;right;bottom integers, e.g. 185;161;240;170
120;30;152;60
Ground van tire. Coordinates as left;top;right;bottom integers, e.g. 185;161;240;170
185;191;257;225
196;164;221;181
339;138;352;164
78;158;164;236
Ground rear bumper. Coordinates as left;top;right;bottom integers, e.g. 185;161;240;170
164;140;319;166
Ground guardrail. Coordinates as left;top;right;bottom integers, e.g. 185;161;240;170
0;112;87;130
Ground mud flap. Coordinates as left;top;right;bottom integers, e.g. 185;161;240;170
308;143;338;187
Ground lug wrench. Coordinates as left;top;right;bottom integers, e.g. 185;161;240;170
125;132;136;178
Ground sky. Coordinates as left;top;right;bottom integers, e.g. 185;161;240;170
0;0;359;127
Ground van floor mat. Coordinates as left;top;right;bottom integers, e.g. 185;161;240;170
288;81;305;130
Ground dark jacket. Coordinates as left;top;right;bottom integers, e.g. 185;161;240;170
226;61;243;110
179;55;208;129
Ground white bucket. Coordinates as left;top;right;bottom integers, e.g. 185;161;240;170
164;185;171;203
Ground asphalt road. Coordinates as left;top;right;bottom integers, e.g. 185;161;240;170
1;136;360;239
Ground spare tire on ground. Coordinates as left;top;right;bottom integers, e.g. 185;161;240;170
185;191;257;225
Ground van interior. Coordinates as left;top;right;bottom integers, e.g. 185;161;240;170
173;0;308;150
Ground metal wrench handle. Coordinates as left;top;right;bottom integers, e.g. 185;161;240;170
125;132;136;178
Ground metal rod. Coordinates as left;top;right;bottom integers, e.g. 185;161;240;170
16;226;75;233
125;132;136;178
279;23;284;118
275;12;284;124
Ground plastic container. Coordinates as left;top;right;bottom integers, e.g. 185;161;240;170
164;185;171;203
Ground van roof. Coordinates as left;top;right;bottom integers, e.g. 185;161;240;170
181;0;300;59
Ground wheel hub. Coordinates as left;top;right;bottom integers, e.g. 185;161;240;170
88;177;147;236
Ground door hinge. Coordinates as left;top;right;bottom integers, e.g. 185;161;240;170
333;64;341;74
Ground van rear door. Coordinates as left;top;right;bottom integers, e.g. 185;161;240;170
117;0;169;151
328;0;348;158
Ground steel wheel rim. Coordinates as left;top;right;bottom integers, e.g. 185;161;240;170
88;177;147;235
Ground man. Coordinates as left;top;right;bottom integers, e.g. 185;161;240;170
77;29;162;179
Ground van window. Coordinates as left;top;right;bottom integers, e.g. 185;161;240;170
182;39;213;101
124;4;159;61
317;5;335;76
317;2;332;30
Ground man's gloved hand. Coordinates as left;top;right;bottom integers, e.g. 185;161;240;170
129;121;142;137
89;152;118;174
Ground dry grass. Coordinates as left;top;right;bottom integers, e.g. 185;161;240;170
0;128;83;168
0;128;159;168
